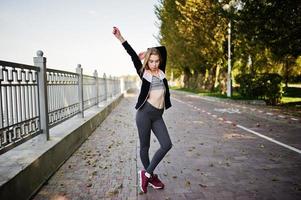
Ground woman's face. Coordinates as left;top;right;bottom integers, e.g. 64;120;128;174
148;54;160;71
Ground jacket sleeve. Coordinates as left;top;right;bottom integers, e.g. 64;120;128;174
154;46;167;72
122;41;143;77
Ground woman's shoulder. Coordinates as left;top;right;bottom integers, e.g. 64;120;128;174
158;70;166;80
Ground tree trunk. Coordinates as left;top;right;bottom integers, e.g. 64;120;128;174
192;70;199;89
183;67;191;88
249;54;256;75
208;65;217;92
283;57;289;89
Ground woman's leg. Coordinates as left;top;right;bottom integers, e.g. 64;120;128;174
136;110;152;170
146;116;172;174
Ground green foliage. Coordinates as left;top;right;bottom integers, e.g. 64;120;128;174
235;0;301;59
155;0;226;89
235;73;283;105
235;74;257;98
155;0;301;93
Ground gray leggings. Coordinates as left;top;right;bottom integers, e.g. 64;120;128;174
136;101;172;174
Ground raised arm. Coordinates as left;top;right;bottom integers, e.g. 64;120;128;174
113;27;143;77
155;46;167;72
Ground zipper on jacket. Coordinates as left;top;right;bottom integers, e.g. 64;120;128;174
137;82;152;110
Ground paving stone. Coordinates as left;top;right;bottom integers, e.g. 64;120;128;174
32;91;301;200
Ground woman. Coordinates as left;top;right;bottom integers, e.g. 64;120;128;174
113;26;172;193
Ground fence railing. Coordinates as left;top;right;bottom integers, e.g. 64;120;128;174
0;61;41;154
0;50;134;154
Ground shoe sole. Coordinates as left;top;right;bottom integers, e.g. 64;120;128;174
148;182;164;189
138;170;147;193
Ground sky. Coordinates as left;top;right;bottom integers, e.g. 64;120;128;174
0;0;161;76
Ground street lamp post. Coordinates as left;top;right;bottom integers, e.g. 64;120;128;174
227;21;232;97
222;1;236;97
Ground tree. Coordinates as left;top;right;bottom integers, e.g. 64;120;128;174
156;0;226;90
234;0;301;86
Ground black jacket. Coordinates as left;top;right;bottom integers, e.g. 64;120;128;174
122;41;172;110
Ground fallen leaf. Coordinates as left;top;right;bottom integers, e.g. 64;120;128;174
185;181;191;187
199;183;207;188
106;188;119;197
272;177;279;181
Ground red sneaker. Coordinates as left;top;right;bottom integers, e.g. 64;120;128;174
149;174;164;189
138;170;149;193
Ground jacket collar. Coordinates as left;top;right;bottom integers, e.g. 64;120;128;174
143;70;166;83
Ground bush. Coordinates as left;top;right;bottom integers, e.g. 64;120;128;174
235;73;283;105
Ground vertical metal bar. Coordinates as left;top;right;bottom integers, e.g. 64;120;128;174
4;70;9;142
54;74;57;122
13;80;17;139
34;50;49;140
33;71;38;124
0;67;3;129
8;69;13;128
0;85;3;129
112;76;115;97
5;84;9;128
94;70;99;106
58;73;61;120
227;21;232;97
60;73;63;119
49;73;53;124
12;69;17;125
54;74;57;121
19;71;22;123
34;71;39;135
26;71;30;121
120;77;124;94
16;70;20;124
76;64;84;118
103;73;107;101
111;77;113;97
21;70;25;123
29;71;33;121
55;74;58;121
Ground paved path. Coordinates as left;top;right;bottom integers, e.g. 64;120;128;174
33;90;301;200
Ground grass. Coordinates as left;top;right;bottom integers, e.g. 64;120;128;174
281;86;301;105
171;85;301;118
281;97;301;104
170;85;301;106
170;86;254;100
170;86;227;98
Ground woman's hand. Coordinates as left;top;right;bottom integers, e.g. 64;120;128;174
113;26;125;43
138;51;146;60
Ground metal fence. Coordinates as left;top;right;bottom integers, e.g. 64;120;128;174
0;61;40;154
0;51;134;154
